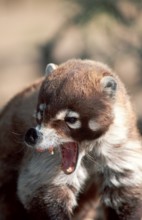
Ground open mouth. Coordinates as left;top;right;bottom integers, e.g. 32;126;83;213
36;142;79;175
60;142;78;175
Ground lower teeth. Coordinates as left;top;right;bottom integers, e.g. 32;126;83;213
66;167;73;173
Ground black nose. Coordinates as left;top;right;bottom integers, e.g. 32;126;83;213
25;128;42;146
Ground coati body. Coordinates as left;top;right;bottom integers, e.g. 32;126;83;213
0;59;142;220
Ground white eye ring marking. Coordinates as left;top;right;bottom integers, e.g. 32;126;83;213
65;111;81;129
56;110;68;120
88;119;101;131
67;111;80;118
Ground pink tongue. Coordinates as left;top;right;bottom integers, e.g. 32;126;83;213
61;142;78;174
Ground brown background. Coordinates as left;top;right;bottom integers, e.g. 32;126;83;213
0;0;141;128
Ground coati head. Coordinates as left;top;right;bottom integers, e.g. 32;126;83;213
25;59;123;175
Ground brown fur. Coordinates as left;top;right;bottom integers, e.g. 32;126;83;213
0;79;42;219
37;60;115;143
0;59;141;220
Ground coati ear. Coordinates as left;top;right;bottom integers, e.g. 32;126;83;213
101;76;117;97
45;63;58;76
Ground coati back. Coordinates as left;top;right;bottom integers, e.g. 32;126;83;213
0;59;141;220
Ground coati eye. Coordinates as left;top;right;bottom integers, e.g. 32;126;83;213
65;116;81;129
65;111;81;129
56;110;81;129
65;117;78;124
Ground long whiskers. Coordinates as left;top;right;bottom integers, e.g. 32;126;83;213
11;131;22;136
9;130;33;154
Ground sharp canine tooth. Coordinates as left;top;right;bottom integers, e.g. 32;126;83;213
48;146;54;155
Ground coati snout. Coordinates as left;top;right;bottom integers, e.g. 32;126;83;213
25;127;43;146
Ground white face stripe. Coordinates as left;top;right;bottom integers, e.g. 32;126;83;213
67;111;80;119
39;103;46;111
55;110;80;121
37;112;42;120
88;119;101;131
56;110;68;120
55;109;79;120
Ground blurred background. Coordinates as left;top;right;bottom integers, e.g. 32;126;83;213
0;0;142;131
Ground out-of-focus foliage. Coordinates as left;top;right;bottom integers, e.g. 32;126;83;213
69;0;141;25
0;0;142;129
40;0;142;85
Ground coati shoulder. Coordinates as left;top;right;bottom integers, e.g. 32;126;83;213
0;59;141;220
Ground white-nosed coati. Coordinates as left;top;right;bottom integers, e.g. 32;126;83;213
0;59;141;220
